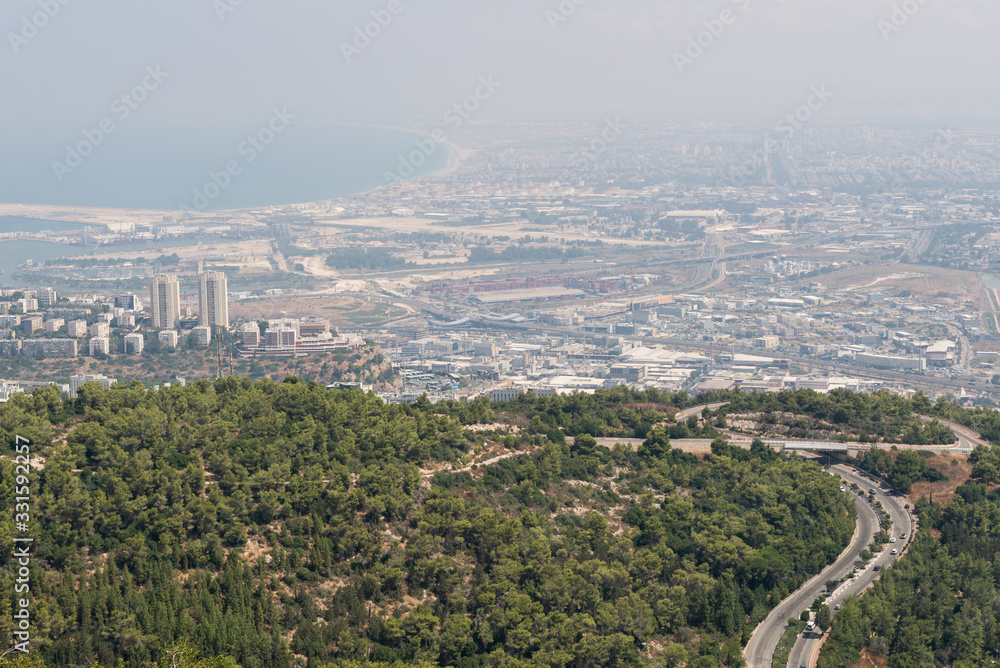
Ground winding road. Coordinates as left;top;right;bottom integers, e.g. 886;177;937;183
641;403;929;668
784;466;912;668
573;402;968;667
744;465;913;667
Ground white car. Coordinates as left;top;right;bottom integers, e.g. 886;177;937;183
840;486;846;492
890;537;897;543
890;548;898;555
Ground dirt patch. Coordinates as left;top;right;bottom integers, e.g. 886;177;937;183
851;649;889;668
910;452;972;507
228;295;406;327
242;538;271;564
823;264;980;304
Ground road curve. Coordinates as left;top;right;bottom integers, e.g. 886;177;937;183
920;415;990;452
785;467;913;668
675;402;728;420
744;465;882;668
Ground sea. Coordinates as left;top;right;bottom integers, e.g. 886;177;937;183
0;124;450;287
0;124;448;211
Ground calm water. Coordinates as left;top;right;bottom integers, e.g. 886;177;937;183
0;124;450;211
0;221;226;288
0;124;450;287
0;217;93;235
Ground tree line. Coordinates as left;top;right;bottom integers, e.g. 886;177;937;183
0;380;866;667
819;483;1000;667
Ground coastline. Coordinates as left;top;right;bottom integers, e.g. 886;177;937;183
0;123;467;231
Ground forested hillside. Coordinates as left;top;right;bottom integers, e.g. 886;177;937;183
494;387;964;446
0;382;859;668
818;484;1000;668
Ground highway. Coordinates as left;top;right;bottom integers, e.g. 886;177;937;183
675;402;729;420
785;467;913;668
921;415;990;451
745;466;913;668
584;436;972;456
567;402;949;667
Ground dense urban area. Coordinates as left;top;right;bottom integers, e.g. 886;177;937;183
4;125;1000;407
4;122;1000;668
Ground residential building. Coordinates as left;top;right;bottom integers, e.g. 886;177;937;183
21;316;42;334
193;326;212;346
0;381;24;403
150;275;181;329
67;320;88;338
124;332;145;355
22;339;77;359
36;288;57;307
114;294;141;310
0;341;22;358
197;271;229;328
89;337;110;357
90;322;110;338
158;330;179;349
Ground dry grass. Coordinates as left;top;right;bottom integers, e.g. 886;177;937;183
228;295;406;327
822;263;980;303
851;649;889;668
910;452;973;507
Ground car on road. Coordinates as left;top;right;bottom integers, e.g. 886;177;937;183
835;604;842;610
874;565;881;571
805;621;815;631
891;548;898;555
900;533;907;539
840;486;846;492
890;537;897;543
869;488;877;494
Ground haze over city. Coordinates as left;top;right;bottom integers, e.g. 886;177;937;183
2;2;1000;668
3;0;1000;132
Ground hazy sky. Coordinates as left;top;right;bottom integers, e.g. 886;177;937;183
2;0;998;133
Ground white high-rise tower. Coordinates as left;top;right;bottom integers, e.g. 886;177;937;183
198;271;229;328
149;275;181;330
